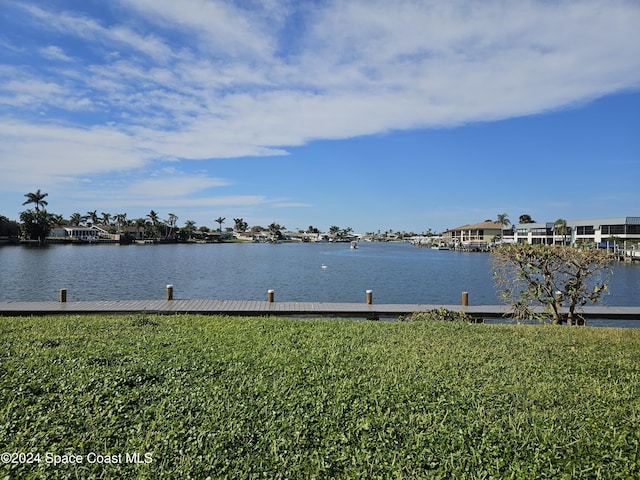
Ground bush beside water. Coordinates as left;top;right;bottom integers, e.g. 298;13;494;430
1;315;639;479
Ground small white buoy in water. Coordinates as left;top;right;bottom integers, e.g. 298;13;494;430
321;264;327;269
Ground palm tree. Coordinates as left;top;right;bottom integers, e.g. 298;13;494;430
21;190;53;245
215;217;225;233
147;210;160;238
496;213;511;242
22;189;48;212
114;213;127;232
86;210;98;225
554;218;568;245
340;227;353;239
233;218;248;232
268;222;285;241
101;212;111;226
69;212;83;226
166;213;178;238
134;218;146;240
184;220;196;240
497;213;510;229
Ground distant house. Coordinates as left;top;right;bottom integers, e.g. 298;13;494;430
442;221;504;248
234;231;268;242
50;225;102;240
49;225;120;242
197;231;233;242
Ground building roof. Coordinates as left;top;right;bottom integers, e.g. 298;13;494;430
565;217;640;227
515;217;640;229
62;225;103;231
235;231;267;236
445;221;504;233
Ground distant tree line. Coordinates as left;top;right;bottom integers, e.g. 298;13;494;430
3;191;550;245
3;190;427;244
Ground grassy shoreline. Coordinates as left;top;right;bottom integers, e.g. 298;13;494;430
2;314;639;478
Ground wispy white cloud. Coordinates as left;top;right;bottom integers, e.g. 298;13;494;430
39;45;73;62
117;0;282;58
1;0;639;226
0;121;146;186
91;193;270;212
21;3;176;62
271;201;313;208
125;175;230;198
44;167;270;221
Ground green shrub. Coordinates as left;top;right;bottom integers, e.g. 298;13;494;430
400;307;475;322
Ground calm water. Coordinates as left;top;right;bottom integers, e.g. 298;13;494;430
1;242;639;309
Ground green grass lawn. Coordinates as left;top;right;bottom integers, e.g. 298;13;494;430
1;314;639;479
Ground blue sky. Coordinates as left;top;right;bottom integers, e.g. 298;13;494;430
1;0;639;234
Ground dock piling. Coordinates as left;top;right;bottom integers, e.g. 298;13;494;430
366;290;373;305
462;291;468;306
166;284;174;301
59;289;67;303
268;289;275;302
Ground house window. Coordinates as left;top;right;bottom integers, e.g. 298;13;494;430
531;228;550;235
576;226;595;235
601;225;625;235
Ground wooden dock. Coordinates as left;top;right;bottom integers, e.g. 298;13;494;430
0;299;638;321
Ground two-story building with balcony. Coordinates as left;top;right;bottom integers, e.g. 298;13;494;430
514;217;640;246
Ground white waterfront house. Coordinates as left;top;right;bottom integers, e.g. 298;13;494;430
513;217;640;246
49;225;117;242
233;231;269;242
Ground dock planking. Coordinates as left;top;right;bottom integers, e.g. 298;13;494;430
0;299;639;320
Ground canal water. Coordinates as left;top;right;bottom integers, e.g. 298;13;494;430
1;242;639;326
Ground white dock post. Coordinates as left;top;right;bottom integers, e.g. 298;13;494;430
366;290;373;305
166;284;174;301
268;289;275;302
